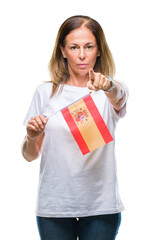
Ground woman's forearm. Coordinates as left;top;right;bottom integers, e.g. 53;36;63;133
22;136;40;162
22;115;48;162
105;81;127;111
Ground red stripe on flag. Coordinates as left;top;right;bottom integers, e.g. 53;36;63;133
61;107;90;155
83;95;113;144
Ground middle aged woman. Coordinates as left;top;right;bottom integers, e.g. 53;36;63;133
22;15;128;240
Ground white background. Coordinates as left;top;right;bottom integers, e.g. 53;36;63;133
0;0;150;239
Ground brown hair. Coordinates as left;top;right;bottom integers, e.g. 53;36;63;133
49;15;115;97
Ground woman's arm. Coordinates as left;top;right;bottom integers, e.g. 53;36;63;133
87;68;127;113
22;134;44;162
104;81;127;112
22;115;48;162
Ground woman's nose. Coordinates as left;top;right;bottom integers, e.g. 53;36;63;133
79;48;86;59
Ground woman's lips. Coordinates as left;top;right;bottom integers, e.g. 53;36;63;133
77;64;88;68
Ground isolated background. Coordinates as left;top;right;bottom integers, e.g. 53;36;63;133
0;0;150;239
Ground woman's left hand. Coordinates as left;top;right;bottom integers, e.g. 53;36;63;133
87;68;112;92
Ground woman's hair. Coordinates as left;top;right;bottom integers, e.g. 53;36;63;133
49;15;115;97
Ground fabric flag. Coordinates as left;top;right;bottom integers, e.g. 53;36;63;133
61;94;113;155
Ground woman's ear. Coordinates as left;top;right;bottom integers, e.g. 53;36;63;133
60;45;67;59
97;51;100;57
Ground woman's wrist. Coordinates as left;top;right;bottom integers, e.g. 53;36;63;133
26;134;39;143
105;81;126;110
104;76;116;93
23;135;40;161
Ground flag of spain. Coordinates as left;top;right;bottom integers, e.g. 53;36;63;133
61;94;113;155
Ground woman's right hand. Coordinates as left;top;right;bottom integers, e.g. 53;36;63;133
27;115;48;140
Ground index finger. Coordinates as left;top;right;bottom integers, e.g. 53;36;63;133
38;115;48;124
87;68;95;90
89;68;95;81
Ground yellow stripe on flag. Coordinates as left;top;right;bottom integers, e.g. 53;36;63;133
68;99;105;152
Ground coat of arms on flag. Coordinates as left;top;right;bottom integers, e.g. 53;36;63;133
61;94;113;155
71;107;89;125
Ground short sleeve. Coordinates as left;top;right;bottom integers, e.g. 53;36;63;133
110;81;129;121
23;86;42;125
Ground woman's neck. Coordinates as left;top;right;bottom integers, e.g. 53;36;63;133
66;73;89;87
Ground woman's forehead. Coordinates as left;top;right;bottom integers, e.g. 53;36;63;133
65;26;96;44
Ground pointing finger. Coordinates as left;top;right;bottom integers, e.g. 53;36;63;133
87;69;95;90
89;68;95;81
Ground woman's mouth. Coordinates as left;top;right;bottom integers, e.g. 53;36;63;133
77;64;88;68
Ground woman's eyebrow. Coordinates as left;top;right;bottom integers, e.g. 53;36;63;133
69;42;95;45
69;43;78;45
86;42;95;45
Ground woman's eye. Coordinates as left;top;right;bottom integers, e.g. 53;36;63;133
87;45;93;49
70;46;77;50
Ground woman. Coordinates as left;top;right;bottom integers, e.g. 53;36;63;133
22;15;128;240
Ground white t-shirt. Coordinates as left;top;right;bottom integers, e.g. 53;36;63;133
23;82;128;218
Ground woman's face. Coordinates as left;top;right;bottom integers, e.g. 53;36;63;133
61;25;100;77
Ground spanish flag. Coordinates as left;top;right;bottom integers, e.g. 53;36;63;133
61;94;113;155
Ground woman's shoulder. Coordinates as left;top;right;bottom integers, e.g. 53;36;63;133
35;82;53;97
36;81;53;92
